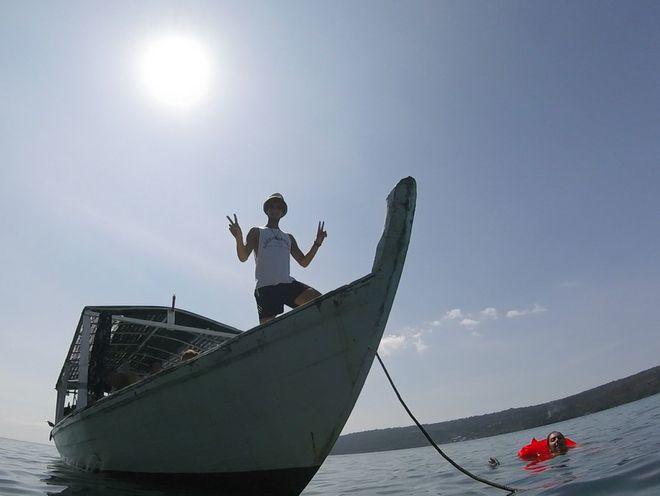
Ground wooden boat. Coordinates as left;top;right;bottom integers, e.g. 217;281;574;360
51;177;416;495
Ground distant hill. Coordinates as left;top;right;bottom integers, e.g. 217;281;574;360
332;365;660;455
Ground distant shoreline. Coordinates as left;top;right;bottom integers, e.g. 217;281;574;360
332;365;660;455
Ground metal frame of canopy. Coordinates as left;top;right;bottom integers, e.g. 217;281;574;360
54;306;242;423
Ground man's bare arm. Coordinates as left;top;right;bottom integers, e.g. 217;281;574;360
227;214;257;262
290;222;327;268
245;228;258;260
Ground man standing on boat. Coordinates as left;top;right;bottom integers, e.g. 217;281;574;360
227;193;327;324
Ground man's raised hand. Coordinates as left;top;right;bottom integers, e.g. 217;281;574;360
315;221;327;246
227;214;242;240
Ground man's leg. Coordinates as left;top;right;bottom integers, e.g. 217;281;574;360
259;315;276;325
255;285;283;325
293;287;322;306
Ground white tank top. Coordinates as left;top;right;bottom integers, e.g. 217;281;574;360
255;227;294;289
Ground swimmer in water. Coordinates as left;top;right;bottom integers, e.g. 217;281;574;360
547;431;568;454
517;430;576;461
489;430;576;467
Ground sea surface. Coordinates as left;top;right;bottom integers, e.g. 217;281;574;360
2;393;660;495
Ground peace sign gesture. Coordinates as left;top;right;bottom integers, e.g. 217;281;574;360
315;221;327;246
226;214;243;240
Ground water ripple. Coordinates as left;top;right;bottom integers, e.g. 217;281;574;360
1;393;659;495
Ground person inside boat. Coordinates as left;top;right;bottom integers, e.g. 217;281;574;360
227;193;326;324
103;360;163;393
181;349;199;361
104;368;141;392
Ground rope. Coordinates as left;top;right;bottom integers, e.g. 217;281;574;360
375;352;518;494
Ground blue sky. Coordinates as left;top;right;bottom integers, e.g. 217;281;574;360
1;1;658;444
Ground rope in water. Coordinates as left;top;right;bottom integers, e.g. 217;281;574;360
375;352;518;494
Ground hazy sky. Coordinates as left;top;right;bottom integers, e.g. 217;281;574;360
1;1;658;444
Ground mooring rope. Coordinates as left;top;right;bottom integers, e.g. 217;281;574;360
375;352;518;494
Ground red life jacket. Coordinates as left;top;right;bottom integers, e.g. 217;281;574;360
518;436;577;460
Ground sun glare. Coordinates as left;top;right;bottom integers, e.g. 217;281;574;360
137;35;212;108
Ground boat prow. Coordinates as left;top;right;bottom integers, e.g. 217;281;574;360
51;177;416;496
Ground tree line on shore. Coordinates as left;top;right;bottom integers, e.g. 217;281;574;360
332;365;660;455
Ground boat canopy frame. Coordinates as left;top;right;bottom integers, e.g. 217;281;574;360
54;305;241;423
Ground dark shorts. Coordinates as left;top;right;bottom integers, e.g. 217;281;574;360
254;280;311;320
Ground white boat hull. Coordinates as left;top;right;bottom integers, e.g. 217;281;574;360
52;177;416;495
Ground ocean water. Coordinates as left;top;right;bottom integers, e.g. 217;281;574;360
2;393;659;495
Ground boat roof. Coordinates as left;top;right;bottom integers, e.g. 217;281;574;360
56;306;241;391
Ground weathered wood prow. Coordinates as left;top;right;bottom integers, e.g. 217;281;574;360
371;176;416;280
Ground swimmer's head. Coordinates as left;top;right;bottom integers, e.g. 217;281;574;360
547;431;568;454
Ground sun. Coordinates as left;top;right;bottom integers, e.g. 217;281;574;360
137;35;212;108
